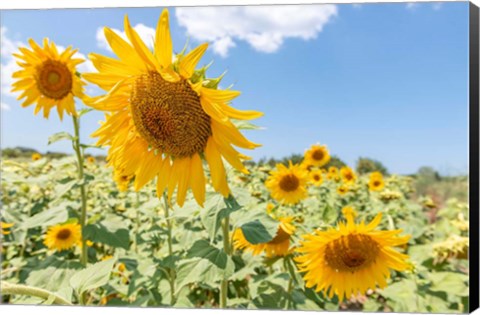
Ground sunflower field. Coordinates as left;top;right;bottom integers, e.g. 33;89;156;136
0;7;470;313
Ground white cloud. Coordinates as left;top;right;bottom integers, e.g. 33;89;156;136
175;5;337;57
1;102;11;111
96;23;156;51
406;3;420;10
432;3;443;10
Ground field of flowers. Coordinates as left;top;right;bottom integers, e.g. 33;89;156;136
0;7;470;313
0;148;470;312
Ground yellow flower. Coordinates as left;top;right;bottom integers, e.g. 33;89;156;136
368;172;385;192
341;206;357;220
117;262;126;272
423;197;437;209
86;240;94;247
87;156;96;164
11;38;85;120
433;234;469;263
309;170;324;187
31;153;42;161
340;166;356;185
326;166;340;181
295;213;410;301
304;144;330;167
337;185;349;196
266;203;276;214
1;221;14;235
101;255;114;261
114;170;133;192
233;217;295;257
265;162;308;205
83;9;261;207
44;223;81;251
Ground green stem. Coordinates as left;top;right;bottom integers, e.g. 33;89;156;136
220;214;231;309
163;193;176;306
72;115;88;266
1;281;72;305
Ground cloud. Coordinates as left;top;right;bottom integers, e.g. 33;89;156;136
96;23;156;51
432;3;443;10
406;3;420;10
175;5;338;57
1;102;11;111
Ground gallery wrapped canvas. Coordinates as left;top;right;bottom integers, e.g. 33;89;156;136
0;1;478;314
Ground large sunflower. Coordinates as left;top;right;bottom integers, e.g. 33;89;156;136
44;223;82;251
304;144;330;167
233;217;295;257
83;9;262;206
265;162;309;205
295;213;410;301
11;38;85;120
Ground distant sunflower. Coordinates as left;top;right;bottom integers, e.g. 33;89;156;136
337;185;349;196
295;213;411;301
327;166;340;181
368;172;385;192
44;223;81;251
1;221;14;235
233;217;295;257
87;156;96;164
11;38;85;120
83;9;262;206
265;162;308;205
310;170;324;187
340;166;356;185
304;144;330;167
114;170;134;192
31;153;42;161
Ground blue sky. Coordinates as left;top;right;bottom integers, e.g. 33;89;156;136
0;2;469;175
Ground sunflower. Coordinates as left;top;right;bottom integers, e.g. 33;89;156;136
1;221;14;235
233;217;295;257
114;170;134;192
11;38;86;120
368;171;385;192
326;166;340;181
337;185;349;196
265;162;308;205
295;213;411;301
87;156;96;164
340;166;356;185
83;9;261;207
310;170;324;187
31;153;42;161
44;223;82;251
304;144;330;167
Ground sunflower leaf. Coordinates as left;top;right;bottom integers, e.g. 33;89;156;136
69;257;116;295
48;132;74;145
240;215;279;245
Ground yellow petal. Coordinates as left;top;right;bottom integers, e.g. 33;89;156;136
103;27;147;72
157;158;172;198
124;15;159;71
178;43;208;79
154;9;173;68
189;153;206;206
201;88;241;104
218;102;264;120
204;137;230;196
175;158;191;207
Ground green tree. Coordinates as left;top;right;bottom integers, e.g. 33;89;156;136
356;157;389;175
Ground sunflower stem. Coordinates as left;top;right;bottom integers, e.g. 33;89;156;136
72;115;88;266
1;281;72;305
162;193;176;306
220;214;231;309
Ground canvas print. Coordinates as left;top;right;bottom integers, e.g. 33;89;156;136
0;2;476;313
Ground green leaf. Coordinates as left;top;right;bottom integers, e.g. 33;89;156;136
186;239;229;269
175;257;234;294
70;258;116;295
77;108;93;117
83;223;130;250
428;272;469;296
231;119;263;130
22;205;69;229
201;194;242;241
48;132;74;145
240;216;279;245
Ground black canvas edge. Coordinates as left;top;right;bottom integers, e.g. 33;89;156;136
470;1;480;314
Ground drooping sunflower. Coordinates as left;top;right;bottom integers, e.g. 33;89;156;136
1;221;14;235
44;223;82;251
340;166;356;185
233;217;295;257
310;170;324;187
83;9;262;207
31;153;42;161
368;171;385;192
295;213;411;301
304;144;330;167
265;162;309;205
11;38;86;120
